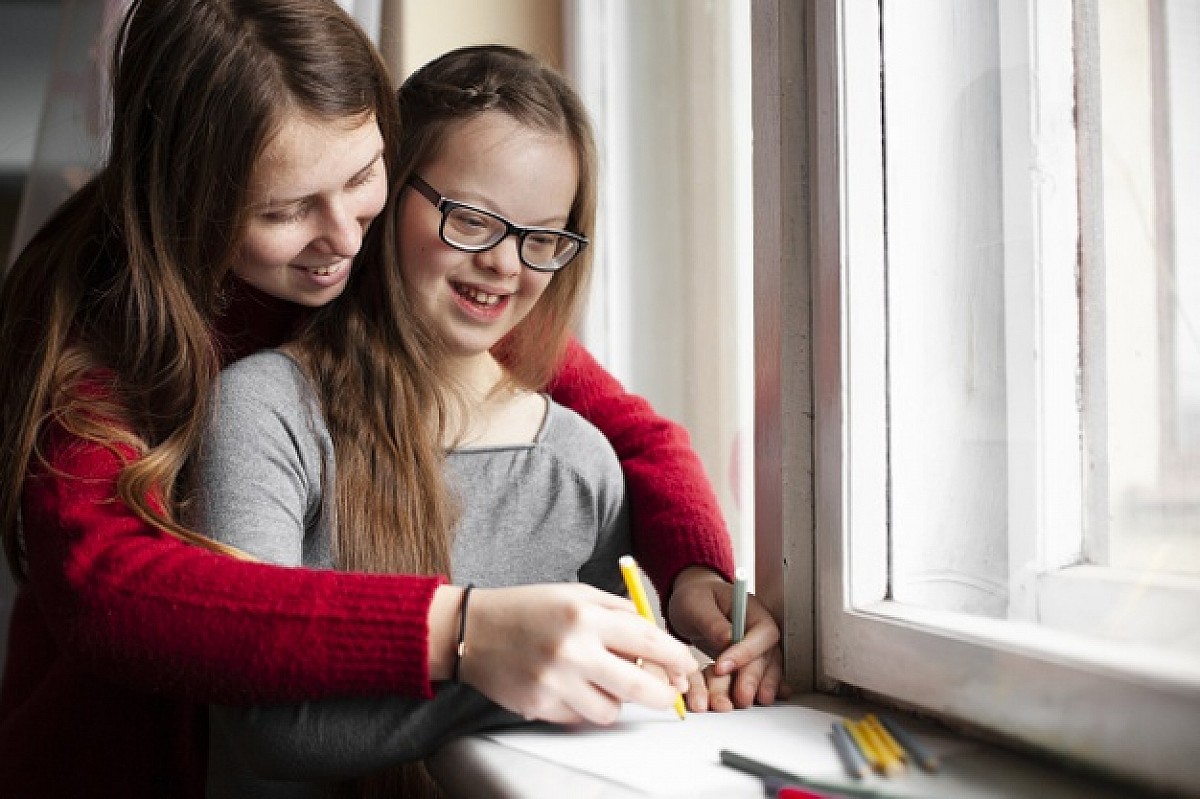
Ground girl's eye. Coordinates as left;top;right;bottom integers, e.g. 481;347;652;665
262;204;309;225
348;164;379;189
447;209;497;239
458;211;489;230
526;233;558;250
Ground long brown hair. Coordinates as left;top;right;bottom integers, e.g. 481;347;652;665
0;0;401;579
285;189;459;578
396;44;600;392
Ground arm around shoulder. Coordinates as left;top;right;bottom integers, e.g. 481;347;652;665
18;370;443;705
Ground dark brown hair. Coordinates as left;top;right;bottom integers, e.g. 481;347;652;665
285;179;458;578
0;0;401;578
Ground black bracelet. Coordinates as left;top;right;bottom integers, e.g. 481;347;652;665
451;583;475;683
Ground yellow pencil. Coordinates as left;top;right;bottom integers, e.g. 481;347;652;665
864;714;906;763
844;718;885;773
856;717;906;776
618;555;687;720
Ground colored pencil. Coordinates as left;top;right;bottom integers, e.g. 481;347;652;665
843;718;884;774
618;555;686;720
864;715;906;763
856;717;905;776
879;715;940;773
719;750;887;799
830;720;868;780
731;567;748;644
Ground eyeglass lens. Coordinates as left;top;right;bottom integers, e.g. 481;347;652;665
442;206;580;271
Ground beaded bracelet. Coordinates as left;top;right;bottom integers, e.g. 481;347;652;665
451;583;475;683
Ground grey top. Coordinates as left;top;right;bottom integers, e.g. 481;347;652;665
196;351;630;798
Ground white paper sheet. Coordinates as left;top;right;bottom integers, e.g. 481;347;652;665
483;703;848;797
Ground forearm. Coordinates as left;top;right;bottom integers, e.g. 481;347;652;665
23;433;440;704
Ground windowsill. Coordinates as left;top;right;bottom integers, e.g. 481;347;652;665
427;692;1137;799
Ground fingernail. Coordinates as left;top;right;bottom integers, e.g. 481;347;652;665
718;659;736;674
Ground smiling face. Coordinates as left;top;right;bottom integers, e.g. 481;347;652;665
233;112;388;308
398;111;579;370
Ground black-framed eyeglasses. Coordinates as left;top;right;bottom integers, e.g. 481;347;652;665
408;175;588;273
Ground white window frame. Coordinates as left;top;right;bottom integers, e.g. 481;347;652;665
752;0;1200;794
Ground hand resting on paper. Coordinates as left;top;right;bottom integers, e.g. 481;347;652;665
454;583;695;726
667;566;789;710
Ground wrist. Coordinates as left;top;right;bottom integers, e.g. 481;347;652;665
428;584;470;682
670;565;726;597
666;566;728;637
451;583;475;683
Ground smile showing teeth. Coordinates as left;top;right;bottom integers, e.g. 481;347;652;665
305;262;342;277
456;284;502;307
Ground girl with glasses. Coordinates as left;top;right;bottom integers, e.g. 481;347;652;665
196;44;785;798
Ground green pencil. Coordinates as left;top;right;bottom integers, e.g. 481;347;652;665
731;567;748;643
719;749;891;799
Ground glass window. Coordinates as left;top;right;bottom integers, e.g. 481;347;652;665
794;0;1200;793
1095;0;1200;578
871;0;1200;662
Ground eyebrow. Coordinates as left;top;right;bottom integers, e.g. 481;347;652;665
255;149;385;210
457;195;571;229
346;150;385;187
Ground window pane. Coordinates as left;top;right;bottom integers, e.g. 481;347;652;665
880;0;1200;662
884;0;1010;619
820;2;1200;790
1099;0;1200;576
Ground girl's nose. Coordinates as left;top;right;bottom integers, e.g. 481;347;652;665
478;234;523;277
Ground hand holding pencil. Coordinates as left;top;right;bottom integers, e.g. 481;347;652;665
666;565;789;709
446;582;694;726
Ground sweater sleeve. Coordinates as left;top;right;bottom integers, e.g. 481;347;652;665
544;338;735;599
20;406;442;706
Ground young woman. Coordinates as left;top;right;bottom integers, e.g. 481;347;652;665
0;3;775;798
197;44;784;799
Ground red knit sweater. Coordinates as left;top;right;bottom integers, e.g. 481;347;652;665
0;282;733;798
